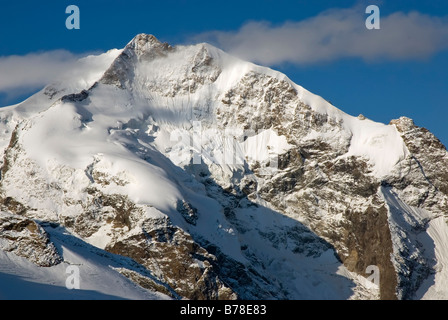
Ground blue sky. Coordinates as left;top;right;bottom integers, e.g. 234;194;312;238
0;0;447;145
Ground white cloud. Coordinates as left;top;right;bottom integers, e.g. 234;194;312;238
0;50;83;92
194;7;448;65
0;50;105;105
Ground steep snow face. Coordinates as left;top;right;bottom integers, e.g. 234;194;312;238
0;34;447;300
344;117;410;178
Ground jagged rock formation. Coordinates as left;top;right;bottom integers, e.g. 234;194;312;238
0;34;447;300
0;212;62;267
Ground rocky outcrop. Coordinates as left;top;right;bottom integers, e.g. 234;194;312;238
390;117;448;208
106;216;237;300
0;212;62;267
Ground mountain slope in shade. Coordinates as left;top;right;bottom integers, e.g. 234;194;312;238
0;220;172;300
0;34;447;300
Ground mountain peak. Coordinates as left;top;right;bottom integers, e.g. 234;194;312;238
131;33;161;45
124;33;173;60
99;33;174;88
390;116;415;132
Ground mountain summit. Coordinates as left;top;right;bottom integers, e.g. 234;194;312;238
0;34;447;300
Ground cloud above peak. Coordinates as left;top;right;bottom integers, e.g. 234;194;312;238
0;49;109;106
194;7;448;65
0;50;81;93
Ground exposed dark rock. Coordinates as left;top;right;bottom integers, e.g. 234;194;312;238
0;212;62;267
106;216;237;300
176;200;199;225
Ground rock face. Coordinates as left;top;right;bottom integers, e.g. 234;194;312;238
0;34;447;300
0;212;62;267
106;216;237;300
386;117;448;299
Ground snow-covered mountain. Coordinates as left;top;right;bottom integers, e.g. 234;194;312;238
1;34;447;300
